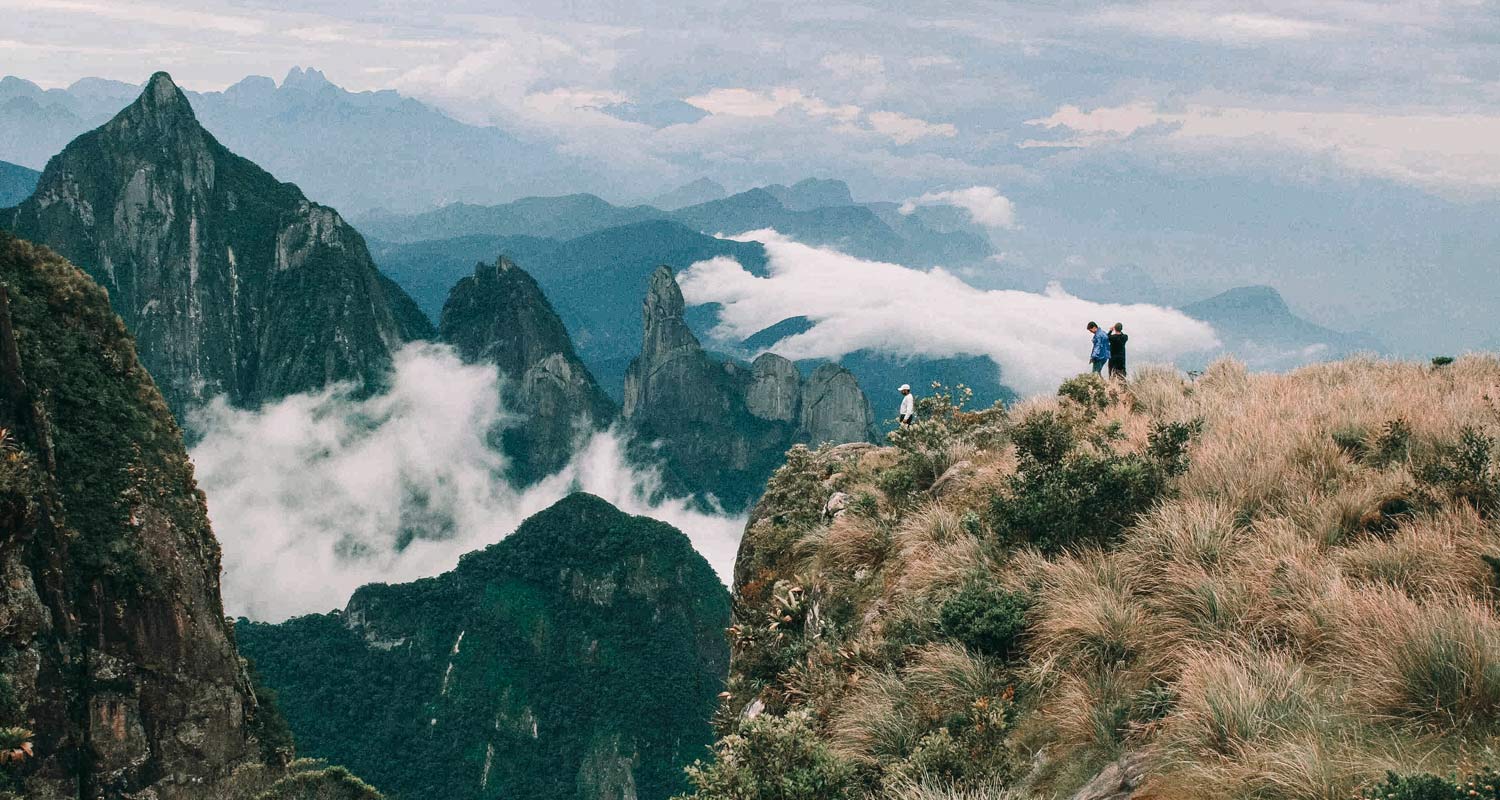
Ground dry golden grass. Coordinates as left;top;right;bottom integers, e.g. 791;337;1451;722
1017;357;1500;797
728;356;1500;800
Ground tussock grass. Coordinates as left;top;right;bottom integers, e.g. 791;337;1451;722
713;356;1500;800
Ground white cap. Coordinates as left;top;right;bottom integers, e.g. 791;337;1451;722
899;384;911;392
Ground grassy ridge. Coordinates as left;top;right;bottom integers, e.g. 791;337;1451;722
695;357;1500;800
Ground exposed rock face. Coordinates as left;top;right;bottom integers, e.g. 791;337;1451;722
438;256;614;483
0;233;265;798
236;493;731;800
4;72;431;419
623;267;872;509
745;353;800;423
800;363;873;444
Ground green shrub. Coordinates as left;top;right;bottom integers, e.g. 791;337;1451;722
1359;768;1500;799
1057;374;1109;416
1010;411;1076;467
1371;418;1413;466
1432;356;1456;367
253;765;384;799
678;712;858;800
939;581;1031;660
758;446;827;530
1146;418;1204;476
990;452;1166;553
1332;424;1371;460
1414;426;1498;516
990;414;1198;552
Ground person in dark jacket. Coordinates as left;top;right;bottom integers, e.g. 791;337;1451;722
1087;321;1110;374
1108;322;1128;380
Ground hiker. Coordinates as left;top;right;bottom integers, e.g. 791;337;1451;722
1108;322;1128;380
898;384;915;426
1087;321;1110;375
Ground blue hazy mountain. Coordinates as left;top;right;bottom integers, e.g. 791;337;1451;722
362;181;995;268
371;220;769;397
356;193;671;243
761;177;855;210
648;177;727;210
0;68;593;214
600;98;709;128
0;159;38;206
1182;285;1386;370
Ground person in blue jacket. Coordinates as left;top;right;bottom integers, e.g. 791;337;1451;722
1087;321;1111;374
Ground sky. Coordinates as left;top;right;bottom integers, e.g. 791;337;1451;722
5;0;1500;350
8;0;1500;200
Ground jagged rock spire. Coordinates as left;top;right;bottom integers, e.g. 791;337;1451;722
439;255;614;484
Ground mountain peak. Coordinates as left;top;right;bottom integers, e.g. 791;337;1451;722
143;71;187;104
646;265;685;316
115;71;197;128
282;66;334;91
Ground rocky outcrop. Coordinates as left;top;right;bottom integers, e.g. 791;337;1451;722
0;233;268;797
438;256;614;483
800;363;873;445
745;353;800;423
623;267;872;509
4;72;431;419
236;493;731;800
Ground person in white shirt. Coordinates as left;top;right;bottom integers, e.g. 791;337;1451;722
898;384;915;426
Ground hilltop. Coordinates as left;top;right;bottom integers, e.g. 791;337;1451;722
689;356;1500;800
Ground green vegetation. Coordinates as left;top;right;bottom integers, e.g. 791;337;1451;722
1361;769;1500;800
221;759;385;800
0;232;210;595
238;493;731;800
697;358;1500;800
679;712;857;800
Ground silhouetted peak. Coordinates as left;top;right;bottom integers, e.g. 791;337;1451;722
282;66;334;91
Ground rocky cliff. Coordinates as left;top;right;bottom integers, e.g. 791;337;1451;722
0;232;264;798
623;267;871;509
438;257;614;483
236;492;731;800
3;72;431;419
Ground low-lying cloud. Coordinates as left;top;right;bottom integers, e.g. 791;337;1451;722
189;343;744;623
900;186;1018;230
677;231;1220;395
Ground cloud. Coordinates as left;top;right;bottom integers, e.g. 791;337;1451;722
685;87;862;122
867;110;958;144
900;186;1018;229
907;55;959;69
1094;4;1341;44
189;343;743;622
685;86;955;143
676;231;1219;395
1023;101;1500;194
1;0;266;35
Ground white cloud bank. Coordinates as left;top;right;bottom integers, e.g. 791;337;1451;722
900;186;1018;229
677;231;1219;395
190;343;744;623
1024;102;1500;194
685;86;957;144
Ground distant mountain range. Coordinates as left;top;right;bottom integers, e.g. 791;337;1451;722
358;179;994;268
0;159;38;206
0;68;601;214
648;177;726;210
1181;285;1385;370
